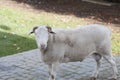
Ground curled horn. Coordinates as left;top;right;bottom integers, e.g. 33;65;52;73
29;26;38;34
46;26;55;34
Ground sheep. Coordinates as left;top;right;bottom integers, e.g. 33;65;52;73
30;24;118;80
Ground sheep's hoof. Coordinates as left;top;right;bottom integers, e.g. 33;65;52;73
90;77;97;80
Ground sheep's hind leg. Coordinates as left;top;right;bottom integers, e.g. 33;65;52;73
102;54;118;80
91;53;102;80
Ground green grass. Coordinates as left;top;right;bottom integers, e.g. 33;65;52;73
112;32;120;55
0;6;119;57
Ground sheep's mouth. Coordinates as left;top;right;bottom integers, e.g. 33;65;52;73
40;46;48;54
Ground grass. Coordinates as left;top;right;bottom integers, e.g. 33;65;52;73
112;32;120;55
0;5;119;57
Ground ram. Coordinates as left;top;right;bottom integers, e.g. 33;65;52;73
30;24;118;80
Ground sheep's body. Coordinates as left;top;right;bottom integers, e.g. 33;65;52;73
31;24;118;80
42;24;111;64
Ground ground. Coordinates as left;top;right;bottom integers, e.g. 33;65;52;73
13;1;120;22
0;49;120;80
1;0;120;28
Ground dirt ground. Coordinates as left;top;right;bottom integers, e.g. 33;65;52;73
0;0;120;30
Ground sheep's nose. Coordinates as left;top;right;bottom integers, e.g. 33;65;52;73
41;44;46;50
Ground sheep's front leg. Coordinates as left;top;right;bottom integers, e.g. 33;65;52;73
48;62;59;80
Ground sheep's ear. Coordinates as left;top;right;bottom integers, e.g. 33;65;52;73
46;26;55;34
29;26;38;34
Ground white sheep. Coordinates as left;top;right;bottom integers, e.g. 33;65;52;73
30;24;118;80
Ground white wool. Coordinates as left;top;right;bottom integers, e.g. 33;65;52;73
41;24;111;64
32;24;117;80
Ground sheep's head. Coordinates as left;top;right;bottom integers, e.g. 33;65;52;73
30;25;55;51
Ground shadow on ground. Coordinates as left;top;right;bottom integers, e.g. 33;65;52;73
13;0;120;25
0;25;37;57
0;25;11;31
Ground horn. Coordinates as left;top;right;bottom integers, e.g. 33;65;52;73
46;26;55;34
29;26;38;34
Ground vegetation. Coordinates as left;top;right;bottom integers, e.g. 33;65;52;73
0;4;119;57
0;6;87;57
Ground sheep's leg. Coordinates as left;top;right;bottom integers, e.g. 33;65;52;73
48;62;59;80
91;53;102;80
102;54;118;80
48;64;53;80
